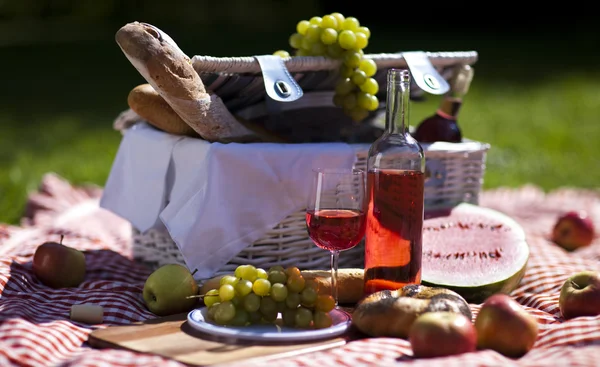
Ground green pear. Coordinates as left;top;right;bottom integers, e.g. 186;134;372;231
142;264;199;316
32;235;86;288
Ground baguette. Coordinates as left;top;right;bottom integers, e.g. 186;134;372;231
115;22;263;143
128;83;198;137
200;268;365;305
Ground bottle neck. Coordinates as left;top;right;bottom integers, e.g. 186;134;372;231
437;97;462;120
385;73;410;135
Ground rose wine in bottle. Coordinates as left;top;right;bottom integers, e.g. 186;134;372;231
364;69;426;296
413;64;474;143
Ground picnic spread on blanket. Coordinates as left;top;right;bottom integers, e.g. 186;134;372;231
2;15;600;367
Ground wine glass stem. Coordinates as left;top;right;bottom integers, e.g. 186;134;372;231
331;250;340;307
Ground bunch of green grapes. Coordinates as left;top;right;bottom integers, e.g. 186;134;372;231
273;13;380;123
203;264;336;329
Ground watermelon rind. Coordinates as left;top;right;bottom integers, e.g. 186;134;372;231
420;203;530;304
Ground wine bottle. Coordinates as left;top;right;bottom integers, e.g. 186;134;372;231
363;69;426;296
413;64;475;143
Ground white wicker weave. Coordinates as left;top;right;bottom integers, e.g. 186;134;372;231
133;141;489;275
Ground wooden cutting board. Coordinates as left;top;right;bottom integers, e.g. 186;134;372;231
88;310;359;366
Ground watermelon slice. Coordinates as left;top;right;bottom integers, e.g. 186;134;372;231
421;203;529;304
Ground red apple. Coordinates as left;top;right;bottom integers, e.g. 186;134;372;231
559;270;600;320
32;235;86;289
409;312;477;359
551;210;595;251
474;294;538;358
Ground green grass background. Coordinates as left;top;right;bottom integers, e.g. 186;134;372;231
1;16;599;225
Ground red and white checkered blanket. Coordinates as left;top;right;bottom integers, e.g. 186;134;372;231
1;173;599;367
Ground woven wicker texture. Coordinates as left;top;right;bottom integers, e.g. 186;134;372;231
133;142;489;276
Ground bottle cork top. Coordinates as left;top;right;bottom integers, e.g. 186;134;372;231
450;65;475;96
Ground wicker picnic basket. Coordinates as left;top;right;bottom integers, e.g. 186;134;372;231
125;49;489;275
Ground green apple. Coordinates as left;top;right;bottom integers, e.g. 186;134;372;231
559;270;600;319
142;264;199;316
32;235;86;288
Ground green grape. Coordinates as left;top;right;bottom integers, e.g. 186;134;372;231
256;268;268;279
300;286;318;307
320;28;338;45
342;92;358;110
357;92;373;110
335;78;355;95
295;49;310;56
204;289;220;308
341;17;360;32
319;15;336;29
219;284;235;302
360;77;379;95
327;43;345;59
351;69;367;85
235;279;253;297
358;26;371;39
305;25;322;42
350;106;369;122
234;265;244;278
330;12;345;29
268;270;287;284
270;283;289;302
252;278;271;296
260;296;278;315
220;275;239;287
309;16;322;26
276;301;287;314
295;307;313;328
282;308;297;327
207;302;220;319
214;301;236;325
229;308;249;326
310;42;327;56
339;65;354;78
315;294;336;312
273;50;290;58
313;310;333;329
285;266;302;278
242;292;261;313
332;93;345;107
230;294;242;307
343;50;362;68
268;265;285;273
240;265;258;282
296;20;310;35
289;33;303;49
301;37;314;51
354;32;368;50
262;310;278;323
285;292;301;309
248;311;262;324
359;58;377;77
286;274;306;293
367;94;380;111
338;30;357;50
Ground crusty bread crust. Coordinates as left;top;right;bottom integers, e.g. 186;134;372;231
127;84;198;137
115;22;260;142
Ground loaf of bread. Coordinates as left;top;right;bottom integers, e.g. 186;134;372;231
128;84;199;137
115;22;264;143
200;268;365;305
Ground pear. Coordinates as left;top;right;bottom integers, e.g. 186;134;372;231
142;264;199;316
32;235;86;288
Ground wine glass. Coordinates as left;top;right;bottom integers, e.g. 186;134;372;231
306;168;366;307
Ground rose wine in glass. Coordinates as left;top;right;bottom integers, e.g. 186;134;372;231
364;69;426;296
306;168;366;306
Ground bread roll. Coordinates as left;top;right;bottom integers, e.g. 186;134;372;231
127;83;198;137
115;22;262;142
199;268;365;305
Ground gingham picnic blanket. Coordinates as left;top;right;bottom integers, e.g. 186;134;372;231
1;173;599;367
